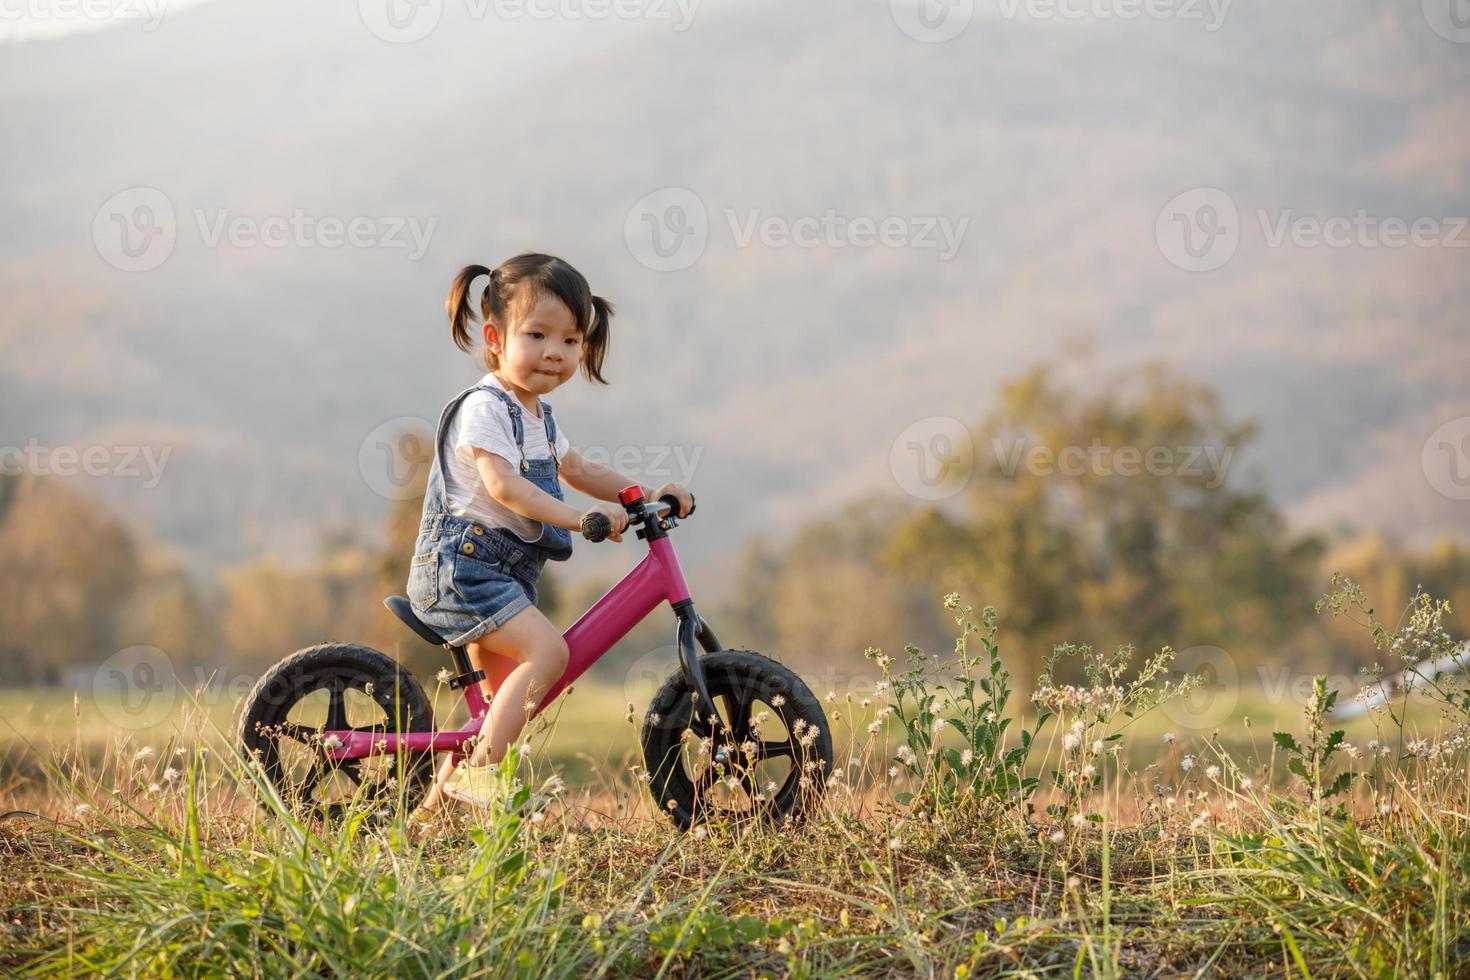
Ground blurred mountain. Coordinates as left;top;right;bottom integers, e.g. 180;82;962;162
2;0;1466;596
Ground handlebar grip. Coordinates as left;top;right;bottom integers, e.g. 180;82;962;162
581;512;611;543
659;492;696;518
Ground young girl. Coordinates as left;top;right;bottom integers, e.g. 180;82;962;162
407;252;693;815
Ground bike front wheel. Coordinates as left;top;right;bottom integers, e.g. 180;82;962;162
641;650;832;831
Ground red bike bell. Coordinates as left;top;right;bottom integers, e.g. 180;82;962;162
618;485;645;506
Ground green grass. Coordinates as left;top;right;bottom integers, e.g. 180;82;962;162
2;583;1466;978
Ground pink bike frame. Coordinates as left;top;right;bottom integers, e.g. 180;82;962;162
325;533;694;762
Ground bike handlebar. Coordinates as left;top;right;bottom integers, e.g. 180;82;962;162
580;493;695;543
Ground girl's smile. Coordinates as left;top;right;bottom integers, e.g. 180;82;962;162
486;292;584;413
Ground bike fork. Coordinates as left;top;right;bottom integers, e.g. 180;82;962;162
672;598;728;748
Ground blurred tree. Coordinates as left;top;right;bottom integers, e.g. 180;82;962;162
0;475;140;684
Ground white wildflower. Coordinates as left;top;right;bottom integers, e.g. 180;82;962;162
1180;755;1195;771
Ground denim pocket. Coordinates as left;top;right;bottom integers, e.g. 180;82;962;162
407;551;439;614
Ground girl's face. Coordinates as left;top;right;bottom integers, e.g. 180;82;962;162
485;291;584;398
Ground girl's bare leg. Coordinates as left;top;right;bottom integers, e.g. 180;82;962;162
417;607;568;811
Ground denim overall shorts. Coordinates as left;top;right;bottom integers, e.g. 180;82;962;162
405;383;574;647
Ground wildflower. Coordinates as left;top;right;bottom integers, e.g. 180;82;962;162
874;680;891;699
1063;733;1081;752
530;811;546;825
867;720;882;735
1070;812;1087;827
960;749;974;766
1162;732;1175;744
932;717;947;734
888;766;900;779
1180;755;1195;772
322;735;343;750
765;780;778;794
771;695;786;708
861;698;872;708
888;837;903;851
895;745;917;766
173;747;187;757
825;691;836;704
1240;776;1253;790
1049;829;1065;844
162;767;180;783
649;712;661;725
133;746;155;763
1091;740;1104;754
436;668;451;683
1205;765;1220;781
147;782;161;794
984;710;997;723
73;803;91;817
1080;764;1096;780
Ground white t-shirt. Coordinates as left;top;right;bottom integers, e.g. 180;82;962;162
442;372;571;540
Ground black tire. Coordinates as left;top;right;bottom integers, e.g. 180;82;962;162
236;643;436;821
641;650;832;831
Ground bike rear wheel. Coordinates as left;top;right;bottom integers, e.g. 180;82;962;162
641;650;832;831
236;643;436;821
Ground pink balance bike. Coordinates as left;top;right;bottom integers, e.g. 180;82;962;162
237;486;833;830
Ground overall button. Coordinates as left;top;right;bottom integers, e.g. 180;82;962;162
471;525;484;535
462;542;475;555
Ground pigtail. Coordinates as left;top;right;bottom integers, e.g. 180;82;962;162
581;294;614;384
446;263;493;353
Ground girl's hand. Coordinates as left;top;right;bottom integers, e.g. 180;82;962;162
583;501;630;542
651;482;694;518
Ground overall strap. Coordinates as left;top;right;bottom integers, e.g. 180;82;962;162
476;384;558;473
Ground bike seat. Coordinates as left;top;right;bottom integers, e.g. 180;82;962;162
383;596;448;648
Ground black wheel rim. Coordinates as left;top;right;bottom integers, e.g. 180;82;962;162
657;670;827;826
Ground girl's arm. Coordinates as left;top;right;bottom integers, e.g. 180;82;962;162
559;448;694;518
557;447;653;503
473;448;586;531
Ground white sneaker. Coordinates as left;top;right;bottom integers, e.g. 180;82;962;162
443;762;551;816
